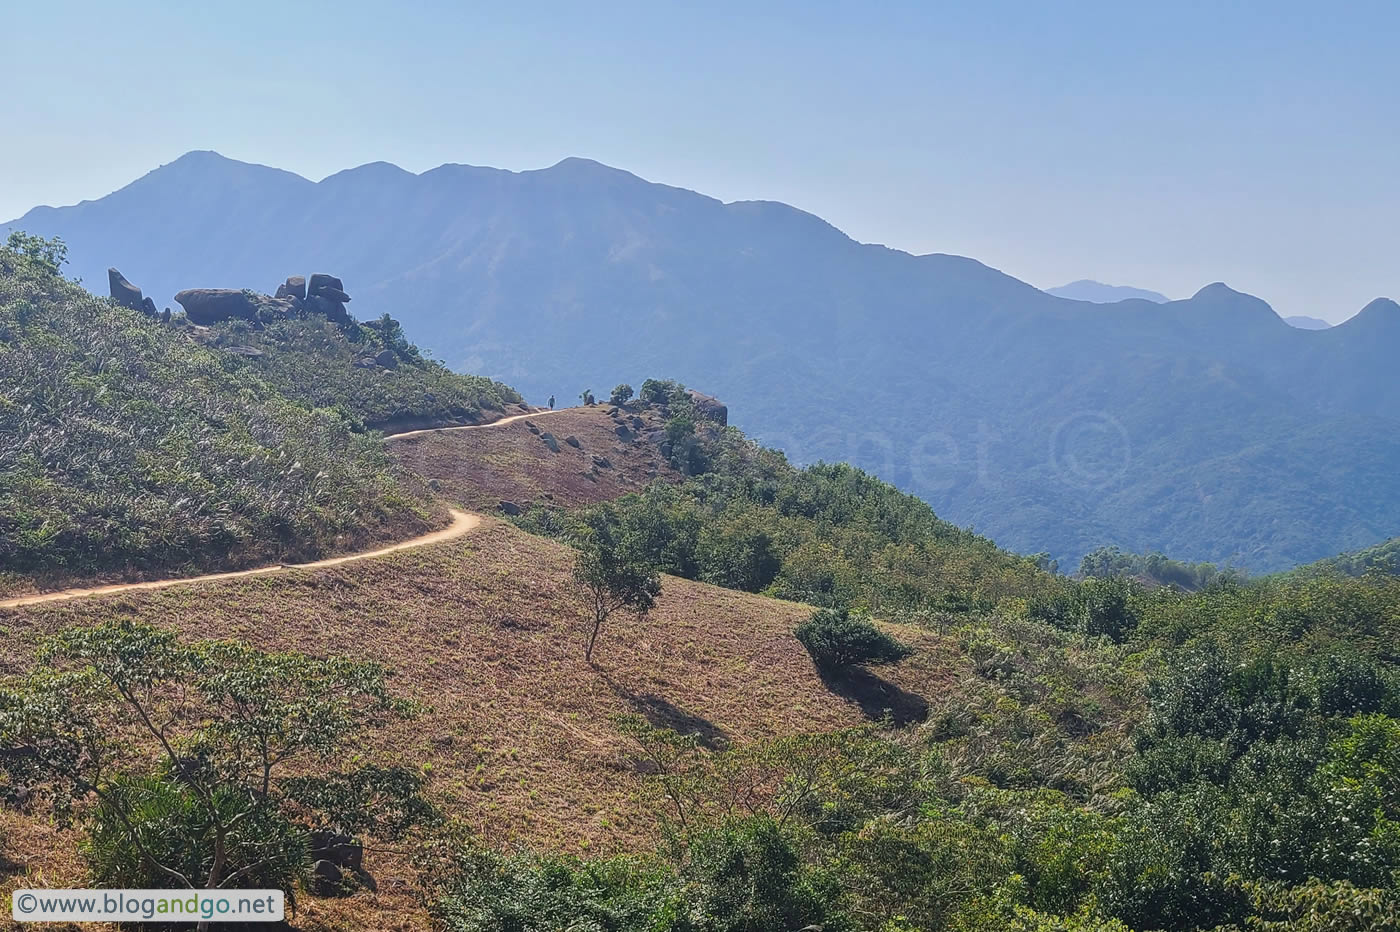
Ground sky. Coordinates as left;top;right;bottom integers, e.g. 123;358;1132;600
3;0;1396;322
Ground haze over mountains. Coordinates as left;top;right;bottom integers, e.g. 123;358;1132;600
1045;280;1169;304
9;150;1400;571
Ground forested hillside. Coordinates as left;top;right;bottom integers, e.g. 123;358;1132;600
0;234;517;594
13;151;1400;570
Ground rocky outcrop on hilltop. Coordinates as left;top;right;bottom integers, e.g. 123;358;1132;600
107;267;160;317
171;273;353;327
685;389;728;426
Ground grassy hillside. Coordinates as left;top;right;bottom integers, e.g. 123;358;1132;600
0;238;516;595
201;313;521;431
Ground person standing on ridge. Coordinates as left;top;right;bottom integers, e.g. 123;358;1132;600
548;395;555;409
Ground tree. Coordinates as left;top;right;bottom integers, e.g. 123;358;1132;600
610;383;634;406
580;388;596;406
3;231;67;276
0;620;431;924
794;608;912;673
571;507;662;662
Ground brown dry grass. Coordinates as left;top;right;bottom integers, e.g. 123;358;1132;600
386;405;682;512
0;406;963;929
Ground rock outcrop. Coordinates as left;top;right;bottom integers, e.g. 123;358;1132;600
174;288;259;325
685;389;728;426
107;268;151;314
275;275;306;301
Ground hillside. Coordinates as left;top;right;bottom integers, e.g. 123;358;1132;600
0;237;520;597
10;152;1400;570
1284;534;1400;578
4;389;1399;929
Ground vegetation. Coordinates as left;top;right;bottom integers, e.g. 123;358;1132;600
0;620;432;902
610;383;634;405
0;234;520;591
1077;544;1245;591
1284;535;1400;579
794;607;912;672
570;504;663;661
519;380;1056;616
203;312;520;430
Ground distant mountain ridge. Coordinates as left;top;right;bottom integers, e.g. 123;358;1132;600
1046;280;1169;303
8;151;1400;571
1285;315;1332;330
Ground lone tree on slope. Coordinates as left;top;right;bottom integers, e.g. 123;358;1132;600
571;506;662;662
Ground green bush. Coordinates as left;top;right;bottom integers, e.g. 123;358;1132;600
610;383;634;405
795;607;913;672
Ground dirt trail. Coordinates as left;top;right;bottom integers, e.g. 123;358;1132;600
0;407;578;610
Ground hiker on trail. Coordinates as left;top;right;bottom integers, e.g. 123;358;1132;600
548;395;555;409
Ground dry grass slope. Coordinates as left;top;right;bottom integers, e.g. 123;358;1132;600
0;515;958;930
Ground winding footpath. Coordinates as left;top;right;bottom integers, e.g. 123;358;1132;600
0;407;579;611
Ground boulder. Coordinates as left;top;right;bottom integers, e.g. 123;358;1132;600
355;355;378;368
615;425;632;440
107;268;145;311
310;859;344;897
222;345;265;358
630;416;644;429
564;435;581;448
374;349;399;369
593;455;612;469
141;296;158;316
499;501;523;516
174;289;258;325
316;286;352;304
305;294;349;323
280;275;306;300
308;273;344;295
309;829;362;872
524;421;540;435
540;432;561;453
685;389;728;426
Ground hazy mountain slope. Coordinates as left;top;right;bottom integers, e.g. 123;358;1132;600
1285;314;1332;329
1046;279;1169;303
10;152;1400;570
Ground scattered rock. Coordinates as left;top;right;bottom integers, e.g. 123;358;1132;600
222;345;265;358
615;425;632;440
374;349;399;370
540;432;561;453
593;455;612;469
161;308;172;323
686;389;728;426
630;416;644;429
659;440;673;459
174;289;259;325
607;407;620;417
524;421;540;435
310;860;344;897
107;268;146;312
309;830;363;872
499;501;523;516
564;435;581;448
354;355;378;368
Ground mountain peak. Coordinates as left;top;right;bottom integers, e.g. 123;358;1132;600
1047;280;1168;303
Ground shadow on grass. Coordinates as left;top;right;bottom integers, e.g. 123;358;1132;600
819;666;929;726
601;675;731;750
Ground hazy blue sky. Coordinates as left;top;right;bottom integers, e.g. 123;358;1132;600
4;0;1396;321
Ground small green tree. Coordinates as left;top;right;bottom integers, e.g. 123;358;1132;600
3;231;67;276
794;608;912;673
0;620;431;920
571;507;662;662
610;383;635;406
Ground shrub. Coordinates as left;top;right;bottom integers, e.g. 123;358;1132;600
610;383;634;405
795;608;913;672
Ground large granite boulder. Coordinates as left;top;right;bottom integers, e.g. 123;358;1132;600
275;275;306;301
308;273;343;295
107;268;145;312
174;289;259;325
305;294;349;323
685;389;728;427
